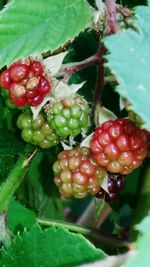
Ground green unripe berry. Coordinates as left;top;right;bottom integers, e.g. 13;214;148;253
58;127;70;137
71;106;81;119
62;108;71;119
32;130;44;142
32;113;45;129
41;123;53;135
54;115;67;128
68;118;79;130
39;139;53;149
53;102;63;114
22;128;33;142
45;94;90;139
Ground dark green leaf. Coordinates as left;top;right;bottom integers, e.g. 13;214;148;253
22;149;64;220
0;225;106;267
7;199;36;232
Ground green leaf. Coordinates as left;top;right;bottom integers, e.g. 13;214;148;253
0;225;106;267
104;4;150;130
7;199;36;232
23;149;64;220
124;216;150;267
0;0;91;68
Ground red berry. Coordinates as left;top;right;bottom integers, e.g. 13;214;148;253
28;94;44;106
90;119;148;175
0;69;11;89
9;64;29;82
10;94;27;106
30;60;44;76
26;89;37;98
37;77;51;95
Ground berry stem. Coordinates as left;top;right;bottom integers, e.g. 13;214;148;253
57;51;104;83
37;218;130;249
0;150;37;213
91;46;106;123
105;0;117;34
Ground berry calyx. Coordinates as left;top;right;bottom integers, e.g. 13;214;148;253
53;147;106;198
90;118;148;175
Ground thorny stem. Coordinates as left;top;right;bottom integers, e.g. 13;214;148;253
37;218;130;249
91;46;106;122
105;0;117;34
57;52;103;83
0;150;37;213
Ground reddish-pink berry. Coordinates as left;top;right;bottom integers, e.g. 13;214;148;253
37;77;51;95
0;69;11;89
28;94;44;106
53;147;106;198
30;61;44;76
9;64;29;82
90;119;148;175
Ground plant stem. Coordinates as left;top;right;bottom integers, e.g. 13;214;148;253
105;0;117;34
91;46;106;122
0;150;37;213
37;218;130;249
57;52;103;83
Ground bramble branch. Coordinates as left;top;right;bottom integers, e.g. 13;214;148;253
105;0;117;34
57;49;104;83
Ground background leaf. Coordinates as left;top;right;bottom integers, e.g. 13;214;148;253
0;0;91;68
0;225;106;267
104;4;150;130
7;198;36;233
19;149;64;220
124;216;150;267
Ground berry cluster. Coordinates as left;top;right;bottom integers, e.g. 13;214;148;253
45;94;90;138
17;112;59;148
0;58;51;107
90;118;148;175
95;174;125;202
53;147;106;198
